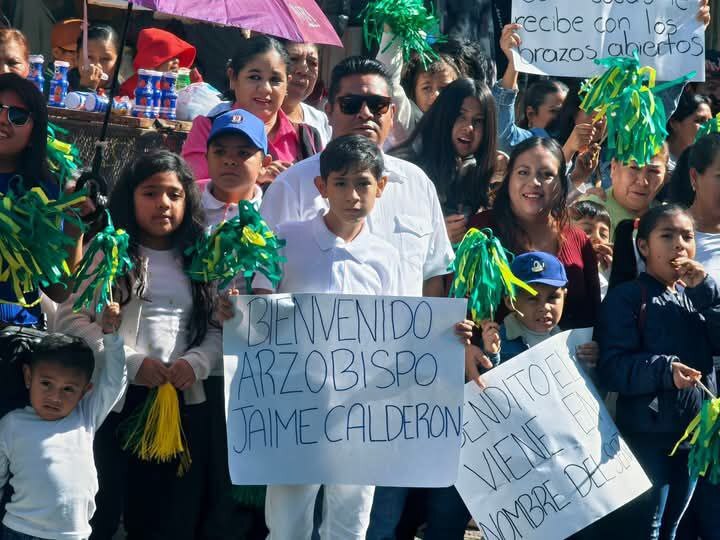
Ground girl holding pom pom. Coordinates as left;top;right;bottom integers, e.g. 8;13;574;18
55;150;221;540
597;204;720;539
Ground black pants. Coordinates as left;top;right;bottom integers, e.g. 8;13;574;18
90;385;210;540
198;376;268;540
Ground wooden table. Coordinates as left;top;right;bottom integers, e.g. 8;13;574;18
48;107;193;190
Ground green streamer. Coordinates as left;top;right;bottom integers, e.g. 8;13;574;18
47;123;82;187
579;53;693;166
0;182;86;307
696;113;720;142
448;228;537;324
72;211;133;312
361;0;445;66
671;398;720;484
230;486;266;509
185;201;285;292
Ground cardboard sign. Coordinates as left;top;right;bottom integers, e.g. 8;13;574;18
223;293;467;486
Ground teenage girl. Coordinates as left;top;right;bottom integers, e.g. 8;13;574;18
391;77;497;244
182;35;322;183
56;150;221;540
597;204;720;540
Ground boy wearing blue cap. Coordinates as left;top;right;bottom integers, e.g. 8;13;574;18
203;108;272;226
200;108;272;538
480;252;599;367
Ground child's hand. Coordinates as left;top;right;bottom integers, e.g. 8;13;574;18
499;23;522;63
445;214;468;245
576;341;599;369
135;358;171;388
565;123;596;156
593;242;613;271
698;0;711;28
465;344;493;389
169;359;197;391
671;361;701;390
213;289;240;323
480;320;500;355
101;302;121;334
673;257;707;288
454;319;475;345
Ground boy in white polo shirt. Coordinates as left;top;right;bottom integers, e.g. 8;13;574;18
221;134;401;539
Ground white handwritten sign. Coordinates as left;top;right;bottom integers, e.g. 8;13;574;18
223;293;467;486
511;0;705;81
456;329;651;540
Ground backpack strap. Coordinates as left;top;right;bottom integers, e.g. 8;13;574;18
638;281;648;336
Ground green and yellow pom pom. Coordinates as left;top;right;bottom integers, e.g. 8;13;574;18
696;113;720;142
672;397;720;484
361;0;445;66
0;183;85;307
579;52;694;166
72;211;133;312
47;123;82;187
186;201;284;292
120;383;191;476
448;228;536;323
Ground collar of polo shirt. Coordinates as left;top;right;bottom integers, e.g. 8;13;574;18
311;212;372;263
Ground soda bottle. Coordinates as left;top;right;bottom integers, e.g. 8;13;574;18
27;55;44;93
48;61;70;108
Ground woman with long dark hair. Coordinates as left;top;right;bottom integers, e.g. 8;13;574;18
469;137;601;329
391;77;497;243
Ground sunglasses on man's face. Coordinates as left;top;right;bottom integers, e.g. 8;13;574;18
0;103;31;126
337;94;392;116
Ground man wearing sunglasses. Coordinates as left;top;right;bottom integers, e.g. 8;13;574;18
260;57;458;539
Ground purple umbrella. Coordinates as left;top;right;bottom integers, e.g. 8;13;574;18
89;0;343;46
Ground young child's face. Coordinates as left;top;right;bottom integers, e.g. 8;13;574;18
506;284;566;334
574;217;610;246
314;168;387;224
414;62;457;113
156;57;180;73
23;362;91;421
133;171;186;248
207;134;268;197
638;213;696;286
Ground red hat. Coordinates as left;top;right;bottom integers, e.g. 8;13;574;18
119;28;196;96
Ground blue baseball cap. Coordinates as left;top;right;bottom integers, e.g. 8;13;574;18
207;108;268;154
510;252;568;288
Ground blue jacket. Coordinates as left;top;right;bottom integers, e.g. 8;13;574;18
596;273;720;439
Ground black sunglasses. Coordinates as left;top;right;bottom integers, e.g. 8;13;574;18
0;103;31;126
337;94;392;116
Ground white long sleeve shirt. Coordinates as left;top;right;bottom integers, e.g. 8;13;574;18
0;334;127;540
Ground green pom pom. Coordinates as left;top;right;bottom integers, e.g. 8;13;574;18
672;398;720;484
72;211;133;312
579;52;694;166
47;123;82;187
230;485;266;509
185;202;285;292
361;0;445;66
695;113;720;142
0;181;86;307
448;228;536;323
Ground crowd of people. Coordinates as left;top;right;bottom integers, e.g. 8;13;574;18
0;2;719;539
